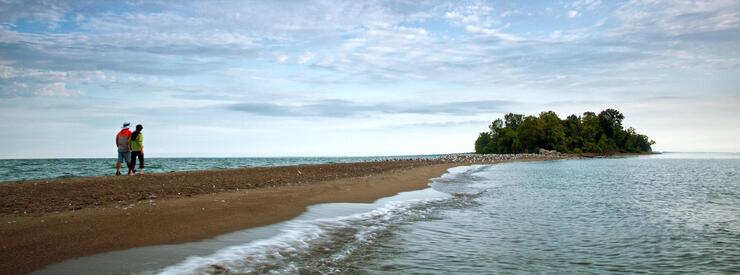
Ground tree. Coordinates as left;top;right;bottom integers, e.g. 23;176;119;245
539;111;565;150
475;132;492;153
497;128;521;153
488;118;503;136
598;108;624;138
563;114;581;137
517;115;543;153
563;114;582;151
474;108;653;154
504;113;524;130
581;112;600;144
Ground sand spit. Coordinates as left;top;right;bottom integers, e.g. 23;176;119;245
0;154;568;274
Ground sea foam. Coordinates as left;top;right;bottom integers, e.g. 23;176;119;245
156;166;477;274
158;200;434;274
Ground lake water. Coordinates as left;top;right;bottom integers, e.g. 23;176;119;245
36;153;740;274
0;156;439;183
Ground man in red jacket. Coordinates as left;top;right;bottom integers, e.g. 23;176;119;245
115;122;132;176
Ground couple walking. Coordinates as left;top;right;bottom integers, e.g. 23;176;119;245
115;122;144;176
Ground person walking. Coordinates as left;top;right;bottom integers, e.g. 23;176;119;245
128;124;144;175
115;122;132;176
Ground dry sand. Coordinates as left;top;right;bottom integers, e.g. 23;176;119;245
0;155;566;274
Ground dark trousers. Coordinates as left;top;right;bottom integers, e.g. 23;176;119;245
130;151;144;171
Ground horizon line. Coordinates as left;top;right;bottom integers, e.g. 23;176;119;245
2;151;740;160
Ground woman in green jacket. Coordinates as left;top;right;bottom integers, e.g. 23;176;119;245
128;124;144;176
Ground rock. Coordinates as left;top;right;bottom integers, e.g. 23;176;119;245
538;148;559;155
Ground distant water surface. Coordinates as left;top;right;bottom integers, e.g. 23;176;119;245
0;156;439;183
36;153;740;274
365;154;739;273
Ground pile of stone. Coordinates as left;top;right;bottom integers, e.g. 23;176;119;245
366;151;570;165
538;148;564;156
434;153;556;164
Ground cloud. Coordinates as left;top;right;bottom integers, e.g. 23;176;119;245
0;64;104;97
571;0;601;11
275;54;289;63
0;22;263;76
389;120;490;129
226;99;515;117
444;3;523;42
0;1;738;157
465;25;524;42
0;0;69;29
1;0;732;91
0;0;731;99
297;52;315;64
33;82;82;97
0;1;453;82
613;0;740;36
312;25;445;81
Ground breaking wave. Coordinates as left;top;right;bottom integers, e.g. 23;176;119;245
156;165;485;274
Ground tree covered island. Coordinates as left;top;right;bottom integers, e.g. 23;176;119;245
475;109;654;154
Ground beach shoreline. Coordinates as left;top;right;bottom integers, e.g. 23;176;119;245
0;155;567;274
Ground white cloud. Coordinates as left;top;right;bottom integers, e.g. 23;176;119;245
275;54;289;63
34;82;82;97
614;0;740;35
571;0;601;10
297;52;315;64
465;25;524;42
2;79;82;97
0;0;69;29
549;30;562;39
313;25;446;80
0;1;738;157
444;3;523;42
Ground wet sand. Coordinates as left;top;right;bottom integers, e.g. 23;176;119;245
0;155;565;274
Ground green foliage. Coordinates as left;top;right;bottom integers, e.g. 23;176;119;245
598;109;624;138
581;112;600;144
475;132;492;153
504;113;524;130
474;109;653;154
488;118;504;136
517;116;543;153
539;111;565;150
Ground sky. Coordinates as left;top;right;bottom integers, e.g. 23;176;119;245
0;0;739;158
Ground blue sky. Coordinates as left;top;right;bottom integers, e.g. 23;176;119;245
1;0;739;158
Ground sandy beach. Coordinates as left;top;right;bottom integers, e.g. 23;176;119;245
0;155;564;274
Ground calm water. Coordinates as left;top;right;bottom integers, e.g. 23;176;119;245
0;156;438;183
37;153;740;274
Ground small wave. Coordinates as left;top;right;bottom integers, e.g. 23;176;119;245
430;165;492;195
144;163;165;169
157;199;444;274
451;190;487;198
433;165;488;182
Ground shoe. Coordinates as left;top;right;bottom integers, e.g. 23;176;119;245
116;171;121;176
